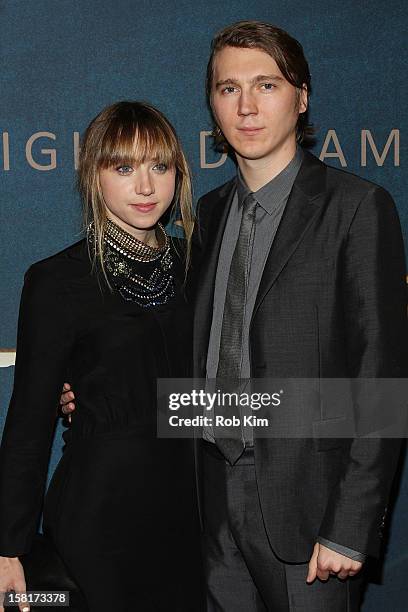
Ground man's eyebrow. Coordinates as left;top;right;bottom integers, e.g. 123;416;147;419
251;74;285;84
215;78;239;89
215;74;285;89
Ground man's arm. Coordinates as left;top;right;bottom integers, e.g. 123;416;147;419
318;185;407;558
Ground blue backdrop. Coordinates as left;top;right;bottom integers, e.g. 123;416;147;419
1;1;406;609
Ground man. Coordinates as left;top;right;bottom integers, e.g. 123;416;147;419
62;21;407;611
190;20;407;611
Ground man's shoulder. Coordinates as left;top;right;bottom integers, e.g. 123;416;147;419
197;177;236;206
195;177;236;233
197;152;389;200
315;152;391;200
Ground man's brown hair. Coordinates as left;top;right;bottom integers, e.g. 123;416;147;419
206;20;313;146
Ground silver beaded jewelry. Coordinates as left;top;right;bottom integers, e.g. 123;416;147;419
87;220;176;307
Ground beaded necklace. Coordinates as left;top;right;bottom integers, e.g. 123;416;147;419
87;220;175;308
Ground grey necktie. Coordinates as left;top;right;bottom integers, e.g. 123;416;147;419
215;192;258;464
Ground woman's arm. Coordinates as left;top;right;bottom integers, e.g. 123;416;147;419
0;262;75;558
0;556;28;612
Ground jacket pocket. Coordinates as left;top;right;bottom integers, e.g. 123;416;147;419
313;416;352;451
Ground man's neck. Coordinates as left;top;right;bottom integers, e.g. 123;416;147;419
236;141;298;192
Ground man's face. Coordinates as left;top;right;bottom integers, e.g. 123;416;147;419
211;46;307;164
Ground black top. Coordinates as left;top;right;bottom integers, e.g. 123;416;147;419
0;238;193;557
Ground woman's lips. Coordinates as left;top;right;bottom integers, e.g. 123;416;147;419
129;202;157;213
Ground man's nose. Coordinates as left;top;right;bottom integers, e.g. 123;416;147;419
238;90;258;116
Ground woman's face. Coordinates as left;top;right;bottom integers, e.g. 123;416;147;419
99;159;176;238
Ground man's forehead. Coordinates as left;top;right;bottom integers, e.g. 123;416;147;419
213;46;283;79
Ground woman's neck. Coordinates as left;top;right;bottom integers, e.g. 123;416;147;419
107;215;158;248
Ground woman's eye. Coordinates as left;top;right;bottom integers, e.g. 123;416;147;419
152;163;168;173
117;165;133;175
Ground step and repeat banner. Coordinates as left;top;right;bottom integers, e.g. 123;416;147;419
1;1;406;609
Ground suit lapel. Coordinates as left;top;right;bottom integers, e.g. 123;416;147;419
193;179;236;375
193;152;327;370
253;151;327;316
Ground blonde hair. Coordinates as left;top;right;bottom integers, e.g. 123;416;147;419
78;100;194;280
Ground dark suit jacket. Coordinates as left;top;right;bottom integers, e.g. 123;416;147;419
192;150;407;562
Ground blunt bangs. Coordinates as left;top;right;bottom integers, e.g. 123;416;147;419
97;106;178;170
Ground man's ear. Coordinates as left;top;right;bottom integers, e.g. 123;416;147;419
298;84;308;114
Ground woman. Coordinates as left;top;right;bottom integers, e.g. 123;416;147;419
0;101;203;610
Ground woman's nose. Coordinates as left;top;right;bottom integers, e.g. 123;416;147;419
134;171;155;196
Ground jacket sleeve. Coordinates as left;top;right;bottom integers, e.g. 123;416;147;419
317;537;366;562
0;264;74;557
318;185;408;558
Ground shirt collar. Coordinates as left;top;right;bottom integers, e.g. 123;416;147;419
237;146;304;214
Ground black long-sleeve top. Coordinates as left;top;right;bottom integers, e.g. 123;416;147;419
0;238;192;557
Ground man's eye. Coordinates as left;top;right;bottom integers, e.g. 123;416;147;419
222;86;237;94
260;83;275;91
117;165;133;175
152;162;168;173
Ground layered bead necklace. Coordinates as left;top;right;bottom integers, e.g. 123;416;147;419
88;219;175;308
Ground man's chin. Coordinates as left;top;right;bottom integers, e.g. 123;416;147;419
234;147;273;162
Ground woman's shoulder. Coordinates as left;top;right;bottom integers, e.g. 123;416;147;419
169;236;189;279
169;236;186;259
25;239;91;287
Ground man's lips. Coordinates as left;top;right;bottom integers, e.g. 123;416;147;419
237;126;265;134
129;202;158;213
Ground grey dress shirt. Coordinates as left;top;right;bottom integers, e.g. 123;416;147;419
205;147;303;442
203;147;366;563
